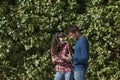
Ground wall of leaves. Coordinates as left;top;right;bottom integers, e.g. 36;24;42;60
0;0;119;80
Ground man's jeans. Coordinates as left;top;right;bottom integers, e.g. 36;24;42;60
54;71;72;80
74;69;86;80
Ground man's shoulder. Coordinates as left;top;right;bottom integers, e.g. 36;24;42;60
79;36;87;41
81;36;87;39
77;36;88;44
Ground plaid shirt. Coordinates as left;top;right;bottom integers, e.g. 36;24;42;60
52;43;72;72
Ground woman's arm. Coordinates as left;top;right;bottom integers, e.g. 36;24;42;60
51;54;64;64
63;43;72;62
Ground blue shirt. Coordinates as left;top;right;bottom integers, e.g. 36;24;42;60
73;36;89;70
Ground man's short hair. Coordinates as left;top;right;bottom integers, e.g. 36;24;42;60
67;25;80;33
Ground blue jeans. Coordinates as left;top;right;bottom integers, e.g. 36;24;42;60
74;69;86;80
54;71;72;80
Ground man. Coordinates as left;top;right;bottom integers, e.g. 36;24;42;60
67;25;89;80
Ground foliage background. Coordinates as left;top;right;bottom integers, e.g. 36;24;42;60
0;0;120;80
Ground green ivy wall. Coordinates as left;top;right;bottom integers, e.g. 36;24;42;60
0;0;119;80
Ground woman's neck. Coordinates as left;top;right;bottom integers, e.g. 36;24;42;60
60;43;66;47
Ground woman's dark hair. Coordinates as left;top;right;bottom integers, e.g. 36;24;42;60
51;32;65;55
67;25;80;33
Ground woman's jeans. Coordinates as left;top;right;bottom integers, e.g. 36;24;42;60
74;69;86;80
54;71;72;80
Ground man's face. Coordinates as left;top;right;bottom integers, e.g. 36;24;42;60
68;32;77;40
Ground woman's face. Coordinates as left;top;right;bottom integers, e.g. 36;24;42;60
59;37;65;44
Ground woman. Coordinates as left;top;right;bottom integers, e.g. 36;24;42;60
51;32;73;80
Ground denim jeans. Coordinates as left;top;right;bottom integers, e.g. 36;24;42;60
74;69;86;80
54;71;72;80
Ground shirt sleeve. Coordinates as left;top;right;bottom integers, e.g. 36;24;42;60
50;49;63;64
76;37;89;64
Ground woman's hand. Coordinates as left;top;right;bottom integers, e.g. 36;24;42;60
52;56;61;64
63;54;72;62
52;57;56;64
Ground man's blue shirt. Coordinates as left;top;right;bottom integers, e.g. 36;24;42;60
73;36;89;70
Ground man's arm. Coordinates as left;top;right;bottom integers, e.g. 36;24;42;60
77;37;89;64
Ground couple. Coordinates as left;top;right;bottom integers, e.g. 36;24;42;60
50;25;89;80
